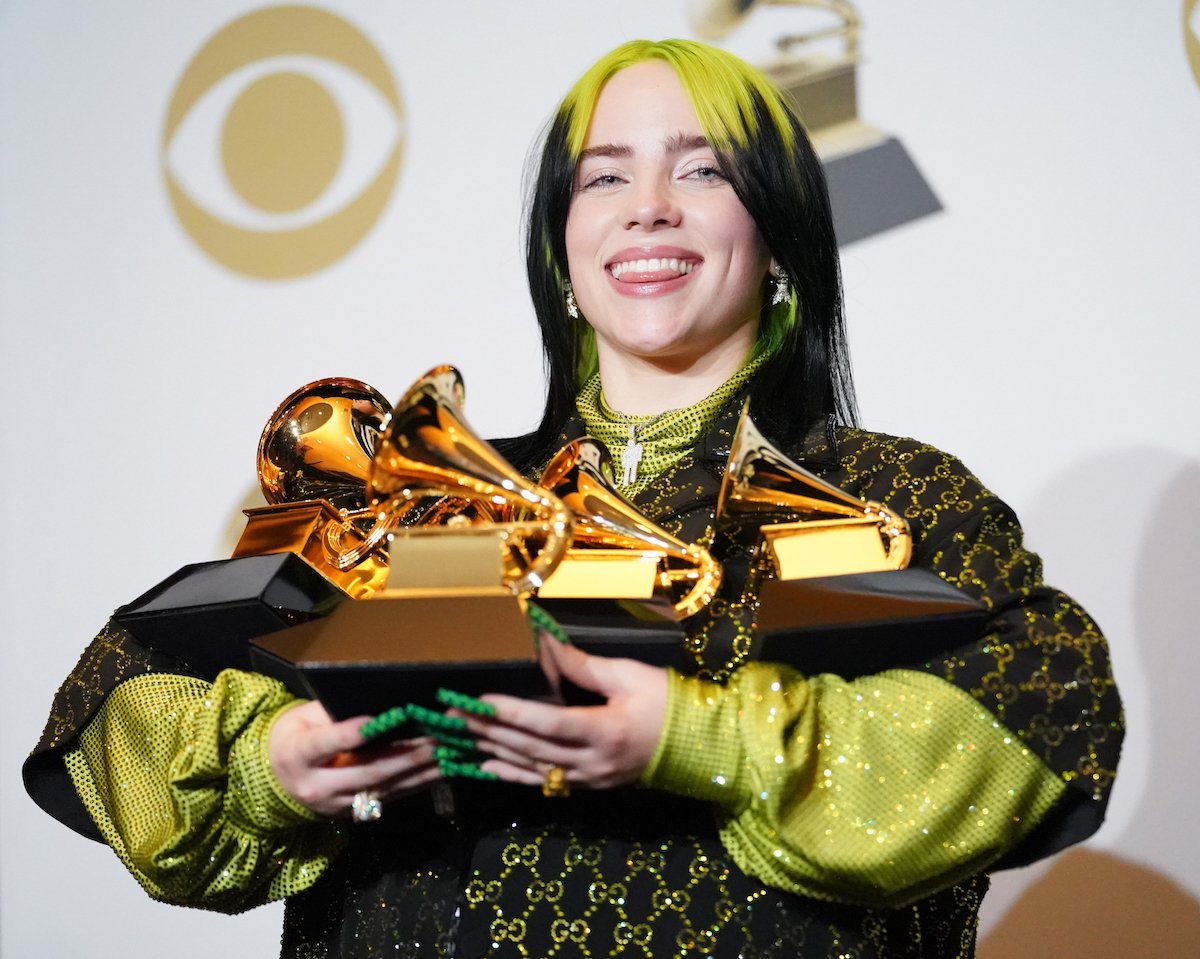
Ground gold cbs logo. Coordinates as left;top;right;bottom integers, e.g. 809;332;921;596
162;5;403;279
1188;0;1200;90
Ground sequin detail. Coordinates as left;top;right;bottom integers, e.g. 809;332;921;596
644;665;1065;906
65;670;343;910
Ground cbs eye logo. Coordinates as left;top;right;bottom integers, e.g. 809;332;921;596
162;5;403;279
1188;0;1200;90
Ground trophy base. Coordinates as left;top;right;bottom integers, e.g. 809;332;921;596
824;136;942;245
114;553;345;679
754;569;985;678
249;591;550;724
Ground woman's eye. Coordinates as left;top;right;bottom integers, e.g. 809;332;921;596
580;172;624;191
683;164;725;183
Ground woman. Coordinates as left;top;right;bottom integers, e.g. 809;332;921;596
26;40;1122;958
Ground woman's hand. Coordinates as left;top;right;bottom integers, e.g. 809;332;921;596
464;638;668;792
268;700;441;817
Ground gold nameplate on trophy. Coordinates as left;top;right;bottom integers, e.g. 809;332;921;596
760;516;901;579
384;526;520;596
537;548;663;599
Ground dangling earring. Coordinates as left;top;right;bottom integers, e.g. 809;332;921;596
564;282;580;319
770;265;791;306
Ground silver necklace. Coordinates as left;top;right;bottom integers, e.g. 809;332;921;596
617;408;676;485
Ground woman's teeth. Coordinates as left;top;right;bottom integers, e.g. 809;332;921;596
608;257;695;280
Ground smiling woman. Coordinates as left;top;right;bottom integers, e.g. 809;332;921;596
564;62;771;409
26;37;1122;959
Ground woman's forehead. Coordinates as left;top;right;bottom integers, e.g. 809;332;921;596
582;61;705;152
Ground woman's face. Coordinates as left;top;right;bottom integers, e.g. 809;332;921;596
565;61;770;374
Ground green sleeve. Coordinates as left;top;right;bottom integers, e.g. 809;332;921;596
64;668;347;913
641;662;1066;908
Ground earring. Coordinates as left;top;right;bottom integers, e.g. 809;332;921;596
564;282;580;319
770;266;791;306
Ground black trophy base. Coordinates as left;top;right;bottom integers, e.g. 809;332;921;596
249;591;552;726
754;568;986;678
114;553;345;678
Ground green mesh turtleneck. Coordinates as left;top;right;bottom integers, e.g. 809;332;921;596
575;351;766;497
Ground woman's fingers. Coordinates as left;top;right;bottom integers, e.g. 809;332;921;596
453;651;669;790
269;701;442;815
477;757;560;789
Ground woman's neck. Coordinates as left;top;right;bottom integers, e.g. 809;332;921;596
596;336;757;415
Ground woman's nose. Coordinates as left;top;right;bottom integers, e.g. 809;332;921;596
623;177;681;230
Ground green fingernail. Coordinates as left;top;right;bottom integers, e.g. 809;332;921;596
528;602;570;645
436;688;497;717
432;731;478;752
433;744;474;762
405;704;468;731
360;706;408;740
438;759;498;781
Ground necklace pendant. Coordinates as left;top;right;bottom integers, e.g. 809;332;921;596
622;440;643;486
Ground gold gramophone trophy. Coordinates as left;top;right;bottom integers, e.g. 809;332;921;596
717;401;983;677
246;365;580;720
687;0;941;243
528;437;722;673
232;377;394;599
110;381;390;676
242;366;730;718
537;437;721;618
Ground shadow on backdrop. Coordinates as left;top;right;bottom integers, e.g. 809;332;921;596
980;454;1200;956
980;848;1200;958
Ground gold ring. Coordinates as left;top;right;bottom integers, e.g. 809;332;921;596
541;765;570;799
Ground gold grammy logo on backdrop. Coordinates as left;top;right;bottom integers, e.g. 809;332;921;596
1187;0;1200;90
162;5;404;279
687;0;940;244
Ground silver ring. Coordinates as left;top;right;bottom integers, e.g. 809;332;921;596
351;790;382;823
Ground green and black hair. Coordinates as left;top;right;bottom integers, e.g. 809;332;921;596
506;39;855;471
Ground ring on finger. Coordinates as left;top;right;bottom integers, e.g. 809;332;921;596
351;790;382;823
542;765;570;799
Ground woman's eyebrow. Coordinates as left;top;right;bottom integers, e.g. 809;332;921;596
578;133;711;163
664;132;710;154
579;143;632;161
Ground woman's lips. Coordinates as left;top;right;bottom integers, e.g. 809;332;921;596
606;247;700;290
608;256;695;281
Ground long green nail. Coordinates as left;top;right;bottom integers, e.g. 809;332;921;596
405;703;468;732
439;758;498;781
434;744;478;762
360;706;408;740
528;602;570;645
436;688;497;716
432;731;478;752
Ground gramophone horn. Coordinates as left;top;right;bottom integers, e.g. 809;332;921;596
539;437;722;618
233;377;394;597
339;365;574;593
256;377;391;511
718;402;911;573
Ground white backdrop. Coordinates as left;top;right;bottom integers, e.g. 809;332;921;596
2;2;1198;956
